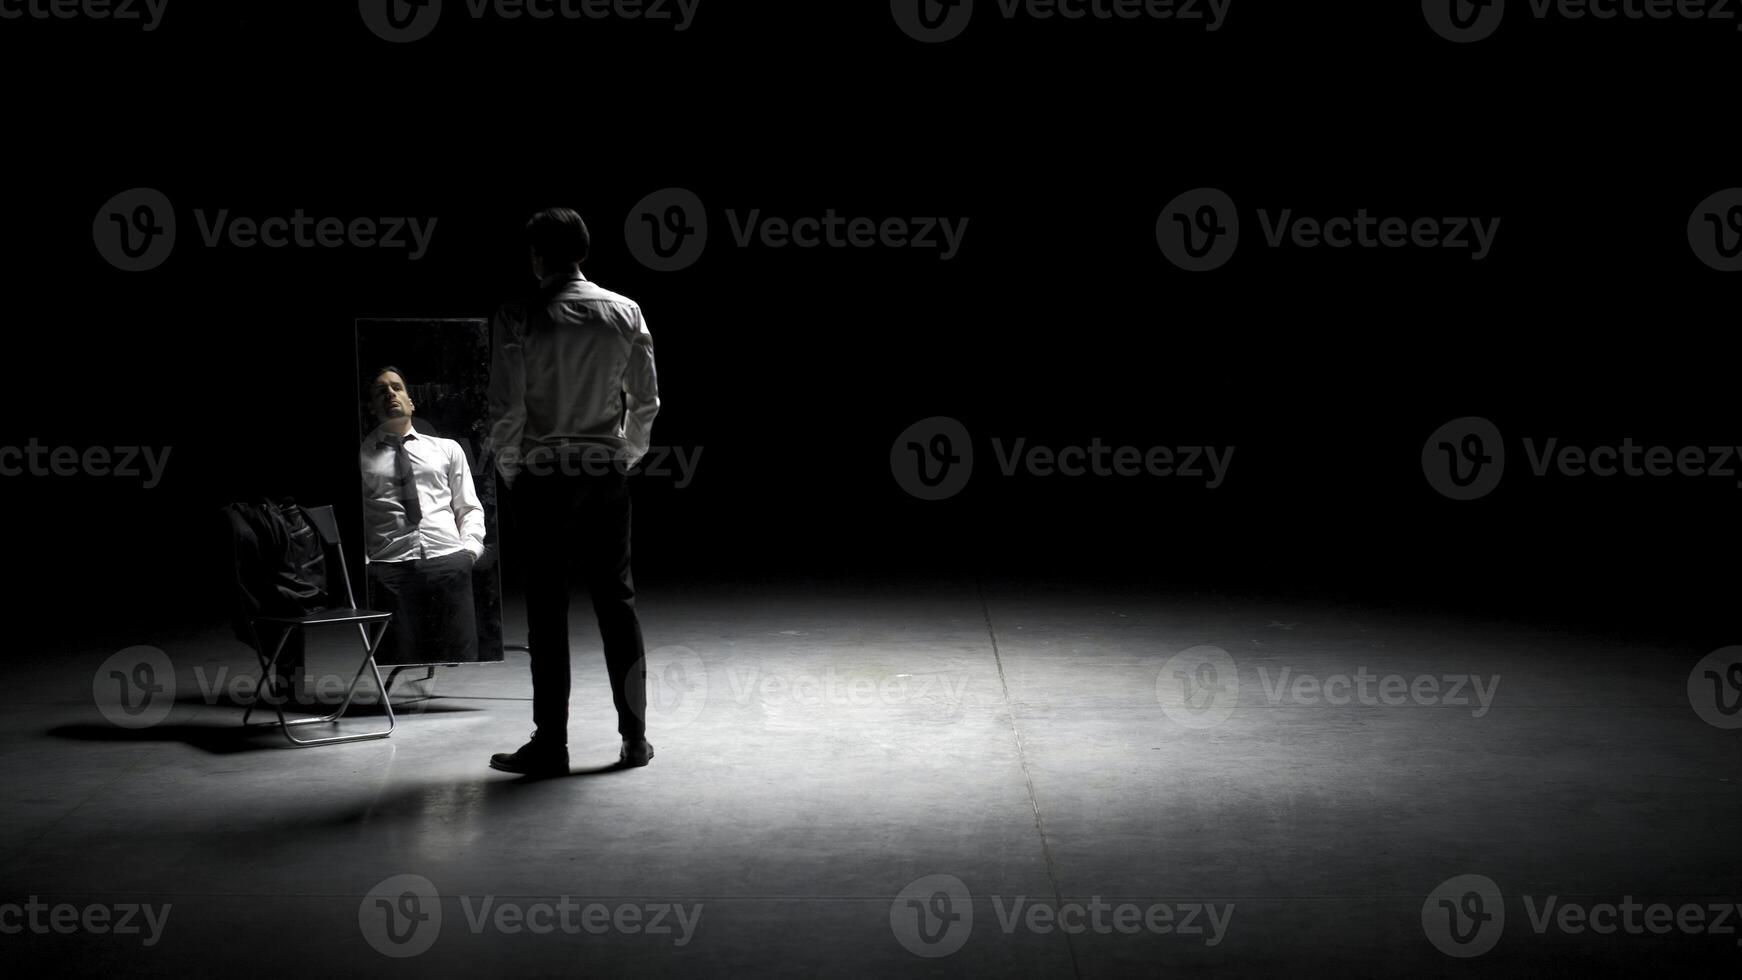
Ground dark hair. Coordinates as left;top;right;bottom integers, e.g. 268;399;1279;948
525;207;591;266
368;365;408;394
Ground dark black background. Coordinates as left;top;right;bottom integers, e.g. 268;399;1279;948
1;1;1732;649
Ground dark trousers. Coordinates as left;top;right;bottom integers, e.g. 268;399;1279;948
369;553;480;665
512;466;646;741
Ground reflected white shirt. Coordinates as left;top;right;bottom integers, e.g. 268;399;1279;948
359;424;486;563
486;271;660;484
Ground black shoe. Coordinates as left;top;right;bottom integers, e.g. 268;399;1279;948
619;738;654;767
491;736;569;776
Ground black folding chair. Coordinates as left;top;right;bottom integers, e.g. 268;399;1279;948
241;505;396;745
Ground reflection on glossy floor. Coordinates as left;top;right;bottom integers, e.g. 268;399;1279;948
3;578;1738;977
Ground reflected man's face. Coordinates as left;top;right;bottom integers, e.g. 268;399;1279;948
371;371;414;423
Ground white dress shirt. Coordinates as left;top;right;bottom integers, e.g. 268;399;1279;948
359;423;487;563
486;271;660;484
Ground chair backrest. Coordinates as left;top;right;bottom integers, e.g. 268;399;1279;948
301;504;342;549
300;505;359;610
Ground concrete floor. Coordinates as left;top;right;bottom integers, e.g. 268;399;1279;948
2;578;1738;977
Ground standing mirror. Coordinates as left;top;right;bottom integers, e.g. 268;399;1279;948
355;318;506;667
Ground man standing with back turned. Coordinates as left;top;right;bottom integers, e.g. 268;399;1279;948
486;207;661;775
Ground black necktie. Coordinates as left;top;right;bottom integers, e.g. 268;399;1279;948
393;436;422;525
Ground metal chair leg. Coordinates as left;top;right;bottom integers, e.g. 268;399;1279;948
242;623;297;727
244;620;397;746
384;665;436;697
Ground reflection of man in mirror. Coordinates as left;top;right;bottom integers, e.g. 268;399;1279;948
360;366;485;665
485;207;660;776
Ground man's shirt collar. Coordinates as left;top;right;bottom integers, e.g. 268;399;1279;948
539;269;589;289
370;422;419;447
